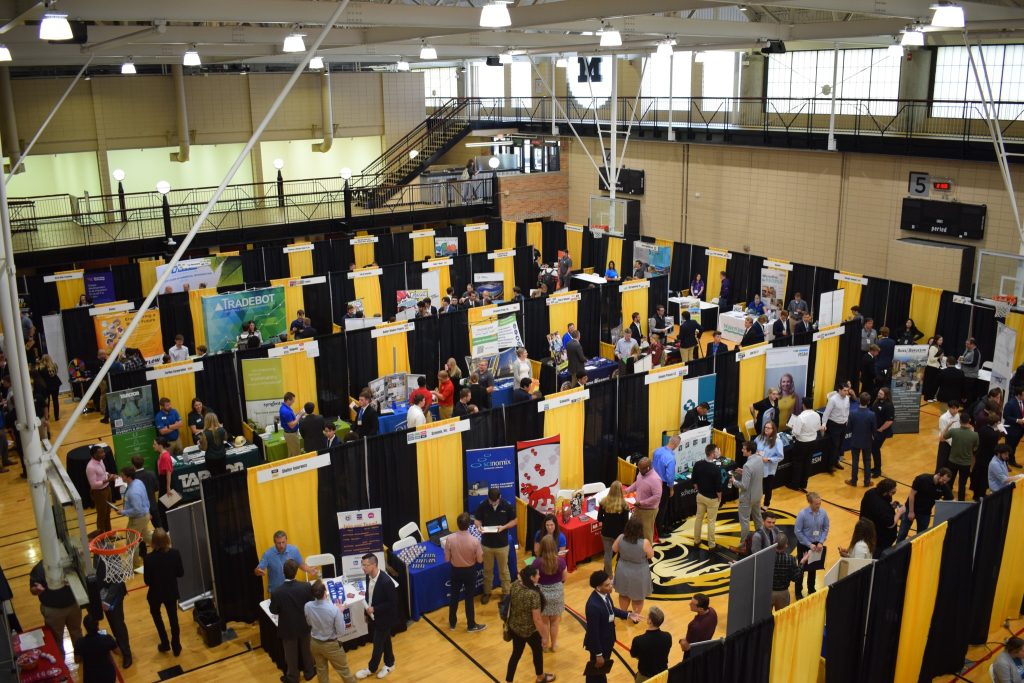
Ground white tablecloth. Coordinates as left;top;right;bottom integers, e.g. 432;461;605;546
260;577;369;643
717;311;748;343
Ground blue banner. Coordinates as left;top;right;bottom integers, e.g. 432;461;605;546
465;446;516;512
84;272;116;304
682;373;717;423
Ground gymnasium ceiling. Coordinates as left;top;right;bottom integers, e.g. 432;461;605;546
0;0;1023;71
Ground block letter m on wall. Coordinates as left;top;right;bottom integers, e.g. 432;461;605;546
577;57;602;83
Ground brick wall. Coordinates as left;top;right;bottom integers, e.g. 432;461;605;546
498;166;569;222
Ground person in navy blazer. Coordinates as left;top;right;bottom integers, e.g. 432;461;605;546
705;331;728;357
1003;385;1024;467
584;570;635;682
739;316;764;348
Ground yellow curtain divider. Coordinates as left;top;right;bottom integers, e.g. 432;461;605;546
909;284;943;342
769;586;829;683
605;237;623;276
375;322;411;376
706;253;728;303
271;278;306;337
647;367;684;449
416;418;465;536
424;260;452;300
275;339;319;411
548;298;578;341
542;388;586;491
812;328;841;408
412;234;434;262
493;255;515;300
894;522;948;682
738;344;769;431
353;230;375;267
465;229;487;255
526;221;543;257
352;271;383;318
989;484;1024;635
154;361;198;448
621;286;649;337
54;270;86;310
138;258;165;297
502;220;517;250
565;226;583;268
188;287;217;349
287;242;314;278
1004;313;1024;369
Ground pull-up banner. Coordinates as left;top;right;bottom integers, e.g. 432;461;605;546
517;435;560;513
108;385;158;470
466;446;517;512
892;345;928;434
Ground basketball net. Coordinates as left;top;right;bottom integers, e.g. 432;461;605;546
89;528;141;584
992;294;1016;319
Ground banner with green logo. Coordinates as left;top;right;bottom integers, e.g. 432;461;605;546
202;286;287;353
108;385;157;470
241;357;285;429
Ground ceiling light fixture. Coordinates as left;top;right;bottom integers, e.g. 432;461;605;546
420;43;437;60
0;45;11;62
901;26;925;46
396;60;410;71
488;156;500;169
656;39;675;58
121;58;136;75
599;24;622;48
183;47;201;67
283;33;306;53
694;51;707;63
39;13;73;41
112;169;125;182
739;5;749;10
498;52;512;64
930;2;965;27
887;42;904;57
309;55;324;70
340;167;352;180
555;56;568;68
479;1;512;28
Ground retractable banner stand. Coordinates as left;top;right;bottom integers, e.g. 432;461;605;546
681;374;717;423
892;345;928;434
107;385;158;469
93;307;164;363
465;446;517;512
517;435;560;513
84;272;116;304
760;267;787;306
41;314;69;392
202;286;287;353
338;508;384;579
155;255;244;294
764;345;810;428
991;323;1017;397
166;501;213;608
240;357;284;429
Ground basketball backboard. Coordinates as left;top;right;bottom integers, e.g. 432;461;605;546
975;249;1024;311
589;195;627;237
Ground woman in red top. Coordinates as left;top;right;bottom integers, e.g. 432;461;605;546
433;370;455;420
153;438;173;498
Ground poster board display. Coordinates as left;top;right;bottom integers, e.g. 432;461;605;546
201;286;287;353
155;255;244;294
107;385;158;469
817;289;845;328
990;323;1017;397
759;267;787;307
673;425;713;475
434;237;459;258
337;508;384;579
681;374;716;424
892;345;928;434
474;272;505;301
93;308;164;364
470;319;500;357
466;446;517;512
517;436;560;513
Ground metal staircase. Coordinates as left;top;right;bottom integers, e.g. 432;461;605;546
353;97;474;207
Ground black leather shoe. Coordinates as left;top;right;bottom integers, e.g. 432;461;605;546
157;642;170;653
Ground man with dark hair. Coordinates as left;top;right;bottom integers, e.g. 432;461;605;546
30;559;83;657
937;400;961;471
770;535;804;610
474;487;516;604
897;468;953;541
118;466;152;568
629;606;671;681
453;388;476;417
290;309;306;337
86;529;132;669
692;445;723;549
875;326;896;384
323;422;340;450
959;336;982;379
561;323;576;351
787;396;820;491
821;382;852;472
944;413;978;501
299;402;327;452
406;393;427;429
270;558;316;683
356;554;398;679
628;312;643;343
732;441;764;545
678;310;701;361
750;512;779;553
566;329;588;381
444;512;485;633
349;389;378;440
772;310;792;344
651;305;671;339
861;318;878;351
280;392;304;456
705;330;727;357
847;392;878;487
409;376;433;413
512;378;532;404
155;397;184;454
87;445;116;532
1002;385;1024;468
989;444;1014;493
678;593;717;659
297;317;317;339
860;479;901;557
305;579;357;683
680;402;710;433
860;344;880;395
584;570;632;681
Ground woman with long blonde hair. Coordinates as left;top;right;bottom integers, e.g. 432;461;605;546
445;358;462;382
535;535;566;652
598;482;630;575
39;355;61;421
198;412;229;476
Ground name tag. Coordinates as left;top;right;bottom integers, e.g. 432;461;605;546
812;530;820;539
357;420;363;426
608;613;615;623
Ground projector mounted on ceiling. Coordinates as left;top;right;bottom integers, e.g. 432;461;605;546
760;40;786;54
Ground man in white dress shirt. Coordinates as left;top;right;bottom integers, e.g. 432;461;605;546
788;396;822;491
167;335;190;362
406;394;427;430
820;382;851;473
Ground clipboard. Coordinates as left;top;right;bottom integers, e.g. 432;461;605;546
159;490;182;509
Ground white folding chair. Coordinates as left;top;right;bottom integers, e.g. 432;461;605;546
581;482;605;496
982;360;994;372
398;521;420;540
744;419;756;440
392;537;416;552
305;553;337;581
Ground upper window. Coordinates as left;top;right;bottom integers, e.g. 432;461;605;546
568;56;613;110
933;45;1024;119
473;63;505;102
510;61;533;108
422;67;458;107
700;51;738;112
767;48;902;115
640;52;693;109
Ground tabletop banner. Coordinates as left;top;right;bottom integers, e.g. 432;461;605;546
337;508;384;579
516;435;560;513
84;272;116;304
202;286;287;353
155;255;244;294
681;373;717;424
465;446;517;512
107;385;157;470
893;345;928;434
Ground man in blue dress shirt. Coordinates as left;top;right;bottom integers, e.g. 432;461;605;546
653;436;680;535
255;530;315;596
280;392;305;458
989;444;1014;493
154;397;183;454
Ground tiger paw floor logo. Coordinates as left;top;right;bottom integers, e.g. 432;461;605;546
648;503;797;600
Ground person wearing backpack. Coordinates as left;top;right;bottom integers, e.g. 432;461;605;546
738;513;779;558
731;441;764;548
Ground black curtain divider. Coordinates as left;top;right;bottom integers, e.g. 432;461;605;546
688;245;709;292
686;354;715;379
312;240;340;275
581;229;604;272
884;281;912;332
263;243;289;281
450;254;473;295
969;485;1014;643
935;290;972;354
670;243;691;294
515;221;527;250
668;639;725;683
501;399;544;447
110;264;142;305
107;367;150;396
919;503;979;681
603;280;622;335
514;246;537;294
485;219;502;253
824;563;874;683
233;345;266;419
328;272;349;323
404;260;423;291
201;471;263;623
713;350;740;429
437;309;471;377
786;263;816;305
60;307;96;364
583;378;617;485
835;320;863;390
345;328;377;397
745;255;765;306
859;277;890;324
861;542;911;682
725;253;750;306
409;316;441;385
813;267;836;312
157;292;194;352
238;247;265;283
542;220;565;264
649;274;669;321
317;441;371;560
365;431;419;545
577;287;601;358
389;232;413;267
379;263;407;321
314;333;349;418
521;296;549;361
27;275;60;317
461;409;507;455
334;235;355;272
617;373;649;459
456;223;470;257
304;281;334;332
720;617;773;683
194;352;245;436
971;304;997;363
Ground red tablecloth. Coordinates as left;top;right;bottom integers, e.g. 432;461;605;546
562;515;604;572
15;627;71;683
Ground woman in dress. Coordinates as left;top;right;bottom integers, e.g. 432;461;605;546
777;373;801;431
756;421;785;511
612;517;653;618
598;481;630;575
839;518;876;559
604;260;619;280
535;535;566;652
198;412;229;476
504;565;555;683
689;273;705;300
923;335;945;401
533;513;567;556
512;347;533;386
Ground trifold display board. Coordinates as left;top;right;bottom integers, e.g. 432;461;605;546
818;289;846;328
338;508;384;579
727;544;776;635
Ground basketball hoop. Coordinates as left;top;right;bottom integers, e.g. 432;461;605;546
992;294;1016;319
89;528;141;584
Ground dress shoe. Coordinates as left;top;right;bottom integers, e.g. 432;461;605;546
480;594;490;605
845;479;856;486
172;642;181;656
122;655;132;669
157;642;171;653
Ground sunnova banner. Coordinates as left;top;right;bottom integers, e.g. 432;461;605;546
202;286;287;352
465;446;517;511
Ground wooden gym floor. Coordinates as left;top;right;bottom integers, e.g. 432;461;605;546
5;385;1018;682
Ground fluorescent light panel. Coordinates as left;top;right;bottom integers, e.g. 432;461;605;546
901;28;924;46
121;60;136;75
309;56;325;69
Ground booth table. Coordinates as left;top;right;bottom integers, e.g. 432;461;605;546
14;627;71;683
378;403;440;434
549;357;618;390
259;577;370;673
561;515;604;572
391;532;517;621
259;419;350;462
490;377;517;408
668;296;719;335
717;311;748;344
171;444;262;501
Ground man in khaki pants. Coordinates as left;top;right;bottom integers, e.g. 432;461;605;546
625;458;662;544
305;579;357;683
691;445;724;549
119;467;153;569
473;487;517;603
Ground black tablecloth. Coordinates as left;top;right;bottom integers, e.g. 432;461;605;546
66;445;120;508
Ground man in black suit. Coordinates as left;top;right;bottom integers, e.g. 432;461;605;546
347;390;379;441
512;378;532;403
298;402;326;452
772;310;792;344
584;570;633;682
322;422;340;451
438;296;455;314
566;329;588;381
269;559;316;683
1003;384;1024;468
739;316;764;347
628;312;643;344
705;331;728;357
860;345;879;395
677;310;701;362
296;318;318;339
356;554;397;679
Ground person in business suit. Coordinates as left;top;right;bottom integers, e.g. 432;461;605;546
739;316;764;347
512;378;533;403
323;422;340;451
772;310;792;344
298;402;327;452
356;554;398;679
347;389;379;440
438;296;455;314
705;331;728;357
565;330;587;382
718;272;732;311
270;559;316;683
1003;384;1024;468
628;313;643;344
860;345;880;395
143;529;184;656
584;570;635;682
677;311;701;362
